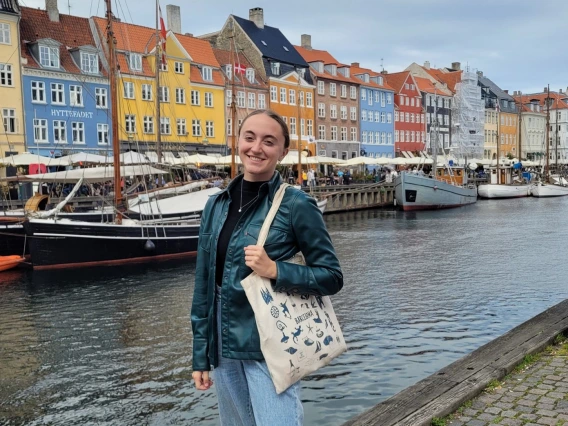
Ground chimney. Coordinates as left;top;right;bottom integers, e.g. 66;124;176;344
166;5;182;34
544;87;547;93
46;0;59;22
477;70;483;77
381;69;388;75
351;62;360;68
301;34;312;50
451;62;461;71
424;61;430;70
504;90;508;94
249;7;264;29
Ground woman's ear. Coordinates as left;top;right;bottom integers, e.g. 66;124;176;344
279;148;289;161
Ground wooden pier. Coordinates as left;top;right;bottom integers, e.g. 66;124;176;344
307;182;396;214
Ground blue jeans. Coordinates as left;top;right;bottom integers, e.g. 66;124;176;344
213;286;303;426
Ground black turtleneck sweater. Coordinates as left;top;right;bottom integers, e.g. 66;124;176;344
215;179;268;285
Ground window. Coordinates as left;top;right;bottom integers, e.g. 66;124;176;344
225;65;232;81
71;122;85;144
350;127;357;141
368;93;372;105
31;81;46;103
381;112;386;123
248;92;256;109
175;88;185;104
361;110;367;121
387;113;392;123
399;112;404;123
96;88;107;108
140;84;152;101
278;87;286;103
374;111;379;122
411;98;415;107
298;91;304;107
381;132;386;145
0;23;10;45
290;117;296;135
123;81;134;99
350;107;357;121
340;106;347;120
444;99;450;108
340;127;347;141
80;52;98;74
33;118;48;142
271;62;280;75
406;131;410;142
341;84;347;98
191;90;200;105
205;92;213;107
206;121;214;137
237;91;245;108
307;119;313;136
330;104;337;119
0;64;12;86
381;92;386;107
444;115;449;126
246;68;255;83
421;114;425;124
192;119;202;136
318;125;325;140
40;45;59;68
51;83;65;104
330;126;337;140
225;89;232;106
258;94;266;109
395;130;399;142
306;92;313;107
395;111;399;121
318;80;325;95
159;86;169;103
362;131;367;143
400;130;404;142
175;61;184;74
368;132;373;144
53;120;67;143
160;117;171;135
125;115;136;133
350;86;356;100
374;91;380;102
129;53;142;71
411;113;415;123
300;119;305;136
174;118;186;136
143;116;154;134
405;97;409;106
201;66;212;81
405;112;410;122
330;83;337;97
416;98;420;108
227;118;232;136
270;86;277;102
289;89;296;105
2;108;16;133
70;85;83;107
97;123;109;145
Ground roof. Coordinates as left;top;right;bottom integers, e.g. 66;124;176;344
232;14;308;67
349;64;394;91
414;76;452;96
20;7;103;75
189;64;225;87
212;48;268;89
477;75;514;101
0;0;19;14
514;92;568;110
92;16;158;54
426;68;462;92
382;71;413;93
293;45;360;85
175;33;220;68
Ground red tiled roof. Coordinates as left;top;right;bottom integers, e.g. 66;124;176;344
116;53;154;78
426;68;462;92
212;48;268;90
294;45;361;85
20;7;104;75
413;76;437;94
189;65;225;87
349;64;394;91
176;33;220;68
514;93;568;110
92;16;156;54
382;71;412;93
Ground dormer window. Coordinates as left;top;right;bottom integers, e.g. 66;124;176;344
283;46;289;52
364;74;370;83
378;76;383;85
39;45;59;68
129;53;142;71
246;68;255;83
261;40;267;46
201;66;213;81
80;52;98;74
225;64;232;80
330;65;337;76
298;68;305;79
271;62;280;76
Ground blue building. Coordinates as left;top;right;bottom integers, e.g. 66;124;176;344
20;5;111;157
351;64;395;160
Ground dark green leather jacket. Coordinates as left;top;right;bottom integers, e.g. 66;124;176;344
191;172;343;371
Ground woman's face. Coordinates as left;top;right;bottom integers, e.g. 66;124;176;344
238;114;288;182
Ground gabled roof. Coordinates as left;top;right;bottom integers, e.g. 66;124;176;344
349;64;394;91
414;76;452;96
189;64;225;87
175;33;220;68
382;71;415;93
477;75;514;101
293;45;360;85
232;14;308;67
515;92;568;110
92;16;156;54
212;48;268;90
426;68;462;92
20;7;103;75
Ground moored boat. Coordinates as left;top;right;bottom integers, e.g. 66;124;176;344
477;183;532;199
530;181;568;197
0;255;24;272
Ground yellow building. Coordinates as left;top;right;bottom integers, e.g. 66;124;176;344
500;111;518;158
0;1;25;159
92;17;226;157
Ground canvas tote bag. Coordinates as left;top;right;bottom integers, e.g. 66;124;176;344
241;183;347;394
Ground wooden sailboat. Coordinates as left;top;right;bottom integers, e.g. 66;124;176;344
23;0;204;270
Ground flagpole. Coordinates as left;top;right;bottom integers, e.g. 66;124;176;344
230;23;237;179
155;0;162;165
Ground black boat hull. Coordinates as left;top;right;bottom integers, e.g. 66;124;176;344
24;220;200;270
0;224;27;257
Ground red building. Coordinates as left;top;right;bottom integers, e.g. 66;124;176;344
383;71;426;155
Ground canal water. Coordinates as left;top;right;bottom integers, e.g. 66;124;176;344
1;197;567;425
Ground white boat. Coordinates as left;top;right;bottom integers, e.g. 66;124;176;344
477;184;532;199
317;199;328;214
530;182;568;198
394;172;477;211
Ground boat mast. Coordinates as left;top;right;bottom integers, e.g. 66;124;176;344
545;85;550;179
517;92;523;182
431;91;438;179
105;0;123;224
155;0;162;165
496;97;500;184
297;68;303;185
229;20;237;179
555;95;559;172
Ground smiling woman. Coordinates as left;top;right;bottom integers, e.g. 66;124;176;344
191;110;343;425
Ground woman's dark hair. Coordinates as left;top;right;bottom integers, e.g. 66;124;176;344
238;109;290;149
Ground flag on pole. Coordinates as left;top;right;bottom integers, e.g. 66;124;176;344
158;5;167;65
234;63;246;74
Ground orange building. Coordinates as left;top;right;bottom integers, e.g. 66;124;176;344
499;110;518;158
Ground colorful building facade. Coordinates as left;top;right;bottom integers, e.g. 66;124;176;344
414;76;452;154
21;6;111;157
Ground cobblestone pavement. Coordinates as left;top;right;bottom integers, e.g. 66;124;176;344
446;340;568;426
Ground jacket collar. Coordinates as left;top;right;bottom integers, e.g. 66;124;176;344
221;172;283;201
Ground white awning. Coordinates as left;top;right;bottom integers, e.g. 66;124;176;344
22;165;167;183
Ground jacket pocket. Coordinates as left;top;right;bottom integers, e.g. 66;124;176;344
199;233;212;253
245;224;289;247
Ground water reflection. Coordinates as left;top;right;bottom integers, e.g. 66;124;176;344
1;197;568;425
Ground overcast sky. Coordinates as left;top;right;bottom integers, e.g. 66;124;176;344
20;0;567;95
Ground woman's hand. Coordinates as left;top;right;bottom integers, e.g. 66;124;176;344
192;371;213;391
244;245;277;279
